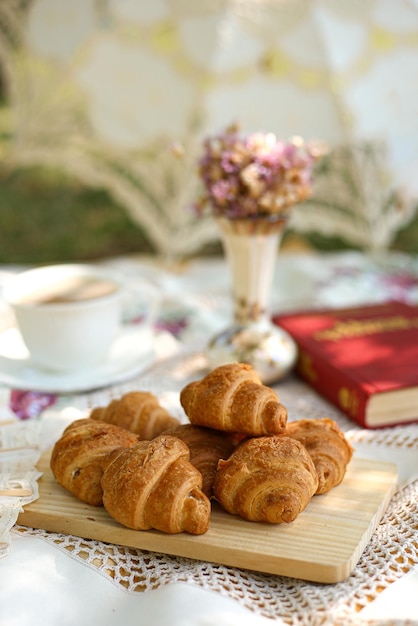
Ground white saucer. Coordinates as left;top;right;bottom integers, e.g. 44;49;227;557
0;325;155;394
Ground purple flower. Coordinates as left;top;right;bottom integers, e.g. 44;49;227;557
211;179;237;205
220;152;241;174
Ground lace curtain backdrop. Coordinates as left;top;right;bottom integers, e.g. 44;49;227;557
0;0;418;258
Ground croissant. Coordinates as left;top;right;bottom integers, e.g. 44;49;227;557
50;418;139;506
213;435;318;523
101;434;211;534
90;391;180;439
285;418;353;494
162;424;235;497
180;363;288;436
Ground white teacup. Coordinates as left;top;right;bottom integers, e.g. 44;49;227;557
3;264;124;373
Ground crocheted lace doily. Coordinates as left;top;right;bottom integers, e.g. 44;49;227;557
11;351;418;626
14;478;418;626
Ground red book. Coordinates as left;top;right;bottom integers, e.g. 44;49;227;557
273;301;418;428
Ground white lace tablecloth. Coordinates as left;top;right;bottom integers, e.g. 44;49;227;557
0;251;417;626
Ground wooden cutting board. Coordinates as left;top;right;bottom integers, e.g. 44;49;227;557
18;451;397;584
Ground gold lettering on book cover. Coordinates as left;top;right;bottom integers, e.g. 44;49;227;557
338;387;359;417
298;352;317;382
314;315;418;342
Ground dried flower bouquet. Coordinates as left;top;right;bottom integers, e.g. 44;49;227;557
195;124;322;221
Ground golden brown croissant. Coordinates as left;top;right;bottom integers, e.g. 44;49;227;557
285;418;353;494
162;424;235;497
50;418;139;506
101;434;211;534
90;391;180;439
213;435;318;523
180;363;288;436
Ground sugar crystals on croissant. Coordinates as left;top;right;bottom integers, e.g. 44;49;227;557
213;435;319;523
101;434;211;535
180;362;288;436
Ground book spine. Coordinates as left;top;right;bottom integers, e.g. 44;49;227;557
294;345;370;427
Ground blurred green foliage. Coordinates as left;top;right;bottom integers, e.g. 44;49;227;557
0;164;153;264
0;162;417;265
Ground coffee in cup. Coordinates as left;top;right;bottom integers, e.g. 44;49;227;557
4;264;123;373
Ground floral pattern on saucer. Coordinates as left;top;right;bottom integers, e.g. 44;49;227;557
9;390;57;420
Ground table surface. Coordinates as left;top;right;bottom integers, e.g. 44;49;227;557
1;250;417;626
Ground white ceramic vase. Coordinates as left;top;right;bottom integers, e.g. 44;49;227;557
207;216;297;384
